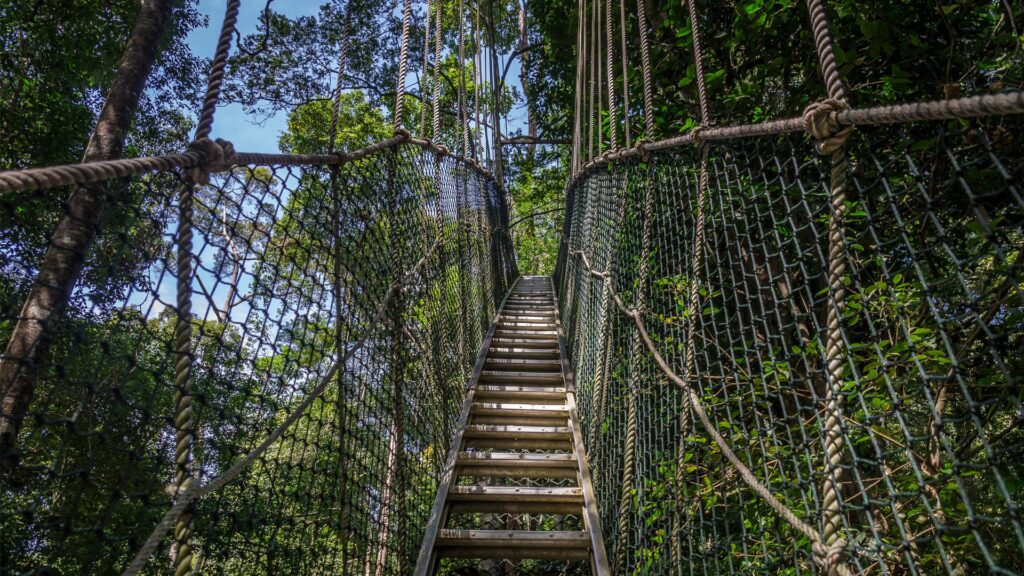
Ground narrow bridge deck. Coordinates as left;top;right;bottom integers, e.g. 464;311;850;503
416;276;610;574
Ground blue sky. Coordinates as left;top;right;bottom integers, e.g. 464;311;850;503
186;1;321;153
185;0;529;153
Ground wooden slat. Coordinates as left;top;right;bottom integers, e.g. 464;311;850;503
446;484;584;514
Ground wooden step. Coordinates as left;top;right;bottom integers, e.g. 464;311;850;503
474;385;567;402
462;425;573;450
455;451;577;478
447;486;583;514
499;321;556;329
479;371;563;384
471;402;567;418
462;425;571;440
487;348;560;360
490;338;559;349
484;358;562;371
435;530;590;561
492;330;557;340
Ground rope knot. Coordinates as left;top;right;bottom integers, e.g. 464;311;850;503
186;138;236;184
633;138;652;161
803;99;852;155
394;127;413;142
690;125;706;144
812;538;849;576
435;144;450;157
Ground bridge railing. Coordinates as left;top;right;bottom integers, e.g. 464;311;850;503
0;141;517;574
556;114;1023;574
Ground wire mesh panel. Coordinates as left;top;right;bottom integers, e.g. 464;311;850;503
556;116;1023;575
0;143;516;574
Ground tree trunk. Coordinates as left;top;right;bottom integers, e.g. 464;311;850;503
0;0;176;461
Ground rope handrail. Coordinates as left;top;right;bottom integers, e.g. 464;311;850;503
0;134;504;195
567;89;1024;186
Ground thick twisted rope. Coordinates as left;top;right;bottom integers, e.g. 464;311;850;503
433;0;443;142
618;0;632;147
614;160;655;573
194;0;240;140
572;0;585;172
394;0;414;132
804;99;855;576
329;4;353;155
459;0;469;157
171;2;241;572
596;0;605;155
604;0;618;149
804;2;856;570
671;2;710;564
635;0;655;138
588;0;596;160
806;0;846;103
420;0;433;136
171;180;195;576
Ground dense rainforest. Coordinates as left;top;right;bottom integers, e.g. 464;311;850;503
1;0;1022;574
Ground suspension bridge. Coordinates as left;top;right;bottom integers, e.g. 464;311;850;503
1;0;1022;574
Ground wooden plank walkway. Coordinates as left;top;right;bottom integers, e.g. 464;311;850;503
415;276;610;575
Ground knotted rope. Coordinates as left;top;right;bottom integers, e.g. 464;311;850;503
172;2;240;572
804;96;856;576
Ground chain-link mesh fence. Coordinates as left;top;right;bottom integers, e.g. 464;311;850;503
0;143;516;574
556;116;1023;574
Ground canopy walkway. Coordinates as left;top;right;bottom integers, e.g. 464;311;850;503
1;0;1023;575
416;276;608;573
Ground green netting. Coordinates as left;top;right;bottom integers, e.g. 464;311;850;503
0;143;516;574
556;119;1023;574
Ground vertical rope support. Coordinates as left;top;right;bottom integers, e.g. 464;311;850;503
806;0;846;103
474;4;483;162
327;4;353;558
394;0;414;132
604;0;618;149
634;0;655;138
172;3;240;572
459;0;469;157
572;0;584;172
194;0;240;140
673;1;711;565
172;180;195;576
433;0;443;142
805;0;854;571
421;0;433;137
596;0;604;154
329;5;353;154
588;0;596;160
619;0;632;147
615;161;655;573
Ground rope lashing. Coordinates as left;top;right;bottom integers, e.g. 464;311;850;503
814;538;851;576
804;99;853;154
804;95;856;576
184;137;236;184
